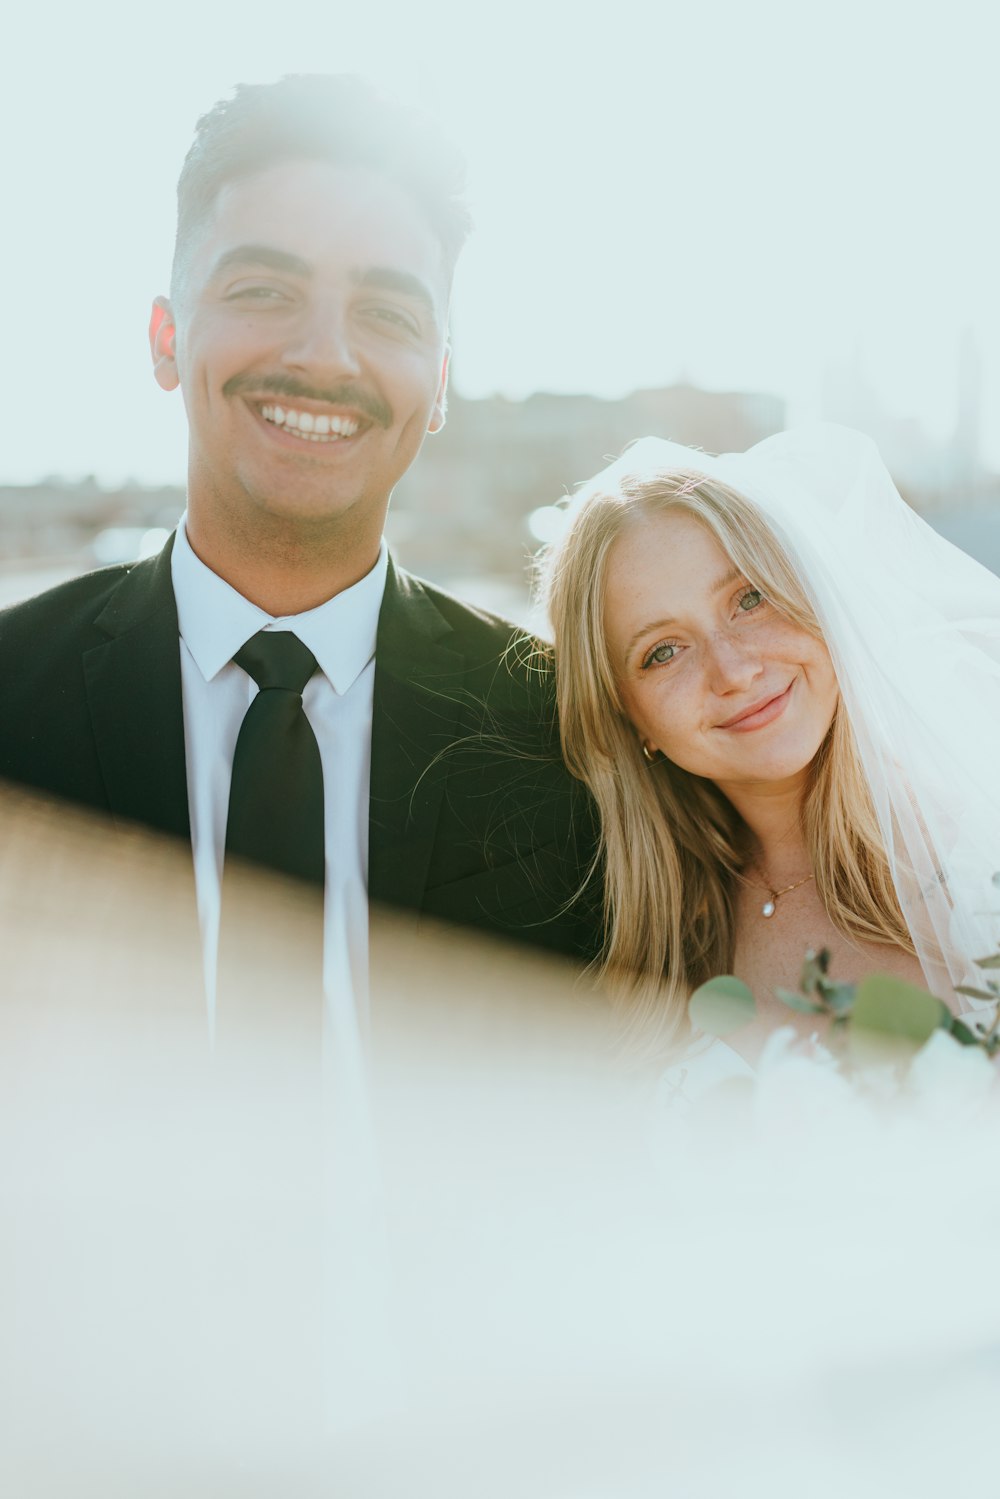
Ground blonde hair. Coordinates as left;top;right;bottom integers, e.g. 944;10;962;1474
543;467;914;1048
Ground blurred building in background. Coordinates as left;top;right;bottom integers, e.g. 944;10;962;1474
0;381;785;614
821;324;989;504
387;381;786;594
0;477;180;566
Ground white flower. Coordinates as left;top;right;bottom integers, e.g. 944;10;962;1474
751;1026;865;1139
906;1027;997;1124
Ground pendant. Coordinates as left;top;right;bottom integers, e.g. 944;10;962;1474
762;899;776;918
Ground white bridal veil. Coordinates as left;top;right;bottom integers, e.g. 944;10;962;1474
560;423;1000;1001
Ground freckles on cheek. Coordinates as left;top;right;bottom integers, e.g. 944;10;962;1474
626;680;672;748
656;692;707;764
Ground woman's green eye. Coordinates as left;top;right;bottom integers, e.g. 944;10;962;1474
645;643;676;667
739;588;763;611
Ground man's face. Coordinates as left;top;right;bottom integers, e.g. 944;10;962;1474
150;160;451;535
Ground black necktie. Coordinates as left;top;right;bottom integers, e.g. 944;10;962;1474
225;630;325;887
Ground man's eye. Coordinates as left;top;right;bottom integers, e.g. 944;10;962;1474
227;285;290;302
642;642;677;669
363;304;420;335
738;587;764;612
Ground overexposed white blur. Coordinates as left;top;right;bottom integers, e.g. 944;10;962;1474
1;0;996;485
2;785;999;1496
4;8;999;1490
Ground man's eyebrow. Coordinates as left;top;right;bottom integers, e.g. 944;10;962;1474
624;567;746;656
210;245;313;279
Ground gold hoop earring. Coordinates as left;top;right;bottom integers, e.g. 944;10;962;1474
641;742;659;765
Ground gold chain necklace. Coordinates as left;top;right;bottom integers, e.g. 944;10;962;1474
735;868;815;919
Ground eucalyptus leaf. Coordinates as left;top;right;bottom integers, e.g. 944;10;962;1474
774;988;823;1015
949;1019;981;1047
851;975;950;1045
823;983;857;1015
973;953;1000;970
689;976;757;1037
954;985;998;1003
799;949;832;992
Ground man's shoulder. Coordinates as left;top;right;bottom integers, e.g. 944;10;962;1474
381;567;601;959
0;551;173;659
384;563;552;679
0;562;132;637
381;564;561;769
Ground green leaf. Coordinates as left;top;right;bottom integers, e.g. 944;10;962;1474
774;987;823;1015
954;985;998;1003
822;982;857;1016
689;976;757;1037
799;948;832;992
949;1019;981;1047
973;953;1000;970
851;974;951;1046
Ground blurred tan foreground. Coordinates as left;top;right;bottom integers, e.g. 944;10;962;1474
2;783;1000;1498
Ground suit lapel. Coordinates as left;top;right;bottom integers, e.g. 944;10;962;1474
83;536;190;839
81;545;466;895
368;561;465;910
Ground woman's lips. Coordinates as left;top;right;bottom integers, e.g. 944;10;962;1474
717;681;794;732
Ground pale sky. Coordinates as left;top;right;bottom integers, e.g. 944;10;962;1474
2;0;996;486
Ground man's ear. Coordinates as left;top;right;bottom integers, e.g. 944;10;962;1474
427;347;450;434
149;297;179;391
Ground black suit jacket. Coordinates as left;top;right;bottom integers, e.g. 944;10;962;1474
0;538;600;960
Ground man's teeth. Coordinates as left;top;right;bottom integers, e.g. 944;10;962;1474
260;404;360;441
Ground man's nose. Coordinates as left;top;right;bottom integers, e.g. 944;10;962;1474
280;301;362;380
705;630;764;693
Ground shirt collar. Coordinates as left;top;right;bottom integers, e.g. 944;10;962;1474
171;517;388;696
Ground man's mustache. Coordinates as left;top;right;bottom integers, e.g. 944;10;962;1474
223;373;392;428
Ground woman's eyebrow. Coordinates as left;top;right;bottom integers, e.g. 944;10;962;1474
712;565;743;594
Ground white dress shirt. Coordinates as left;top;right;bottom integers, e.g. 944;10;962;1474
170;518;388;1018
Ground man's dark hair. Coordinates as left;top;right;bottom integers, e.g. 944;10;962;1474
172;73;471;295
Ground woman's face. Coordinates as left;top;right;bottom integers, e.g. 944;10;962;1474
603;509;840;796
